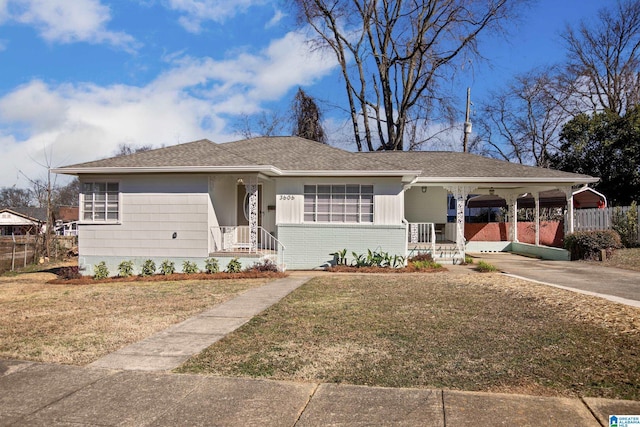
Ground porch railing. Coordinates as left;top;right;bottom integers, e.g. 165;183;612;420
210;226;286;269
407;222;436;255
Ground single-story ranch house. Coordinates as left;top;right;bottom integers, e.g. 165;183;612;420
52;137;598;274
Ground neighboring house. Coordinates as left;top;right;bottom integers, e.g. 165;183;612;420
0;207;47;236
52;137;597;273
55;206;79;236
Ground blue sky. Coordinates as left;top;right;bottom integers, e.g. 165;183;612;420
0;0;605;187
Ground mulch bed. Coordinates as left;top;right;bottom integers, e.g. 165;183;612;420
47;271;288;285
325;265;446;273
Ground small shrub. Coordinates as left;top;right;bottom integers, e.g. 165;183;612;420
225;258;242;273
182;260;199;274
611;202;639;248
160;260;175;275
564;230;622;260
204;257;219;274
330;249;348;266
476;260;497;273
58;266;81;280
411;260;442;271
117;260;134;277
140;259;156;276
245;259;279;272
464;255;474;264
93;261;109;280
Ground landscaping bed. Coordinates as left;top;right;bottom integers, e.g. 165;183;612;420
47;270;287;285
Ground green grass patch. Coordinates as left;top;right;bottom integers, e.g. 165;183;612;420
475;260;498;272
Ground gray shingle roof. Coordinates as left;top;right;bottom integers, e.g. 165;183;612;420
61;139;255;168
0;207;48;222
363;151;595;180
220;137;405;171
53;136;596;183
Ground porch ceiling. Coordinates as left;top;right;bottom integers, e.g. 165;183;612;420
467;189;606;209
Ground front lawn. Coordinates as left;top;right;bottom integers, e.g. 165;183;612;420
0;272;270;365
177;273;640;400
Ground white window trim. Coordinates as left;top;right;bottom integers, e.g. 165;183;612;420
79;180;122;224
303;184;374;224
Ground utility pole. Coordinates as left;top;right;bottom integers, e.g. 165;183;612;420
463;87;472;153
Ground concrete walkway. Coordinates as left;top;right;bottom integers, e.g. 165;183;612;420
90;275;313;371
471;252;640;308
2;359;640;426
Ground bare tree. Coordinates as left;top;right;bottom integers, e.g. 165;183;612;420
0;187;34;207
472;69;568;166
291;88;327;143
560;0;640;116
292;0;526;151
233;111;287;139
53;178;80;207
113;143;154;157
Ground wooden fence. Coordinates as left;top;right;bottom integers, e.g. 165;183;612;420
571;205;640;242
0;235;77;273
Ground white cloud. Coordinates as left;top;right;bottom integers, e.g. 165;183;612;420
2;0;138;51
165;0;267;33
265;9;285;29
0;29;338;187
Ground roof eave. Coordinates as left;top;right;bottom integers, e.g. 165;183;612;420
51;165;282;175
279;170;422;178
415;176;599;185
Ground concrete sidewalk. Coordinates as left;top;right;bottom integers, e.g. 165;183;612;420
471;252;640;308
2;360;640;426
90;275;313;371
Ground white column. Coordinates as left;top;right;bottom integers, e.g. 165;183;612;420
562;187;575;234
444;185;475;262
504;193;519;243
534;192;540;246
245;179;258;252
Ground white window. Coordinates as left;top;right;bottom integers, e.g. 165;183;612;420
304;184;373;223
82;182;119;222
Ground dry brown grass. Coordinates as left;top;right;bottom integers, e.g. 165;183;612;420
178;272;640;400
0;271;271;365
600;248;640;272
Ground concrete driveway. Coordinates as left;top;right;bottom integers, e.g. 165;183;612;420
470;252;640;308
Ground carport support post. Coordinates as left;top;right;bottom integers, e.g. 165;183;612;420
505;193;519;243
445;185;474;263
562;187;575;234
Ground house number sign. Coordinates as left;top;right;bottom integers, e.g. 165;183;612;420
279;195;296;200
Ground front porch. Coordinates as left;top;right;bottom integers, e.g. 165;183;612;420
209;225;285;269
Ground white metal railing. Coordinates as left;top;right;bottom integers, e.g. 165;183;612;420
407;222;436;255
210;226;286;269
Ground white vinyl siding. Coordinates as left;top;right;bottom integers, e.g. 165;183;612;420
82;182;119;222
304;184;373;223
79;175;210;258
